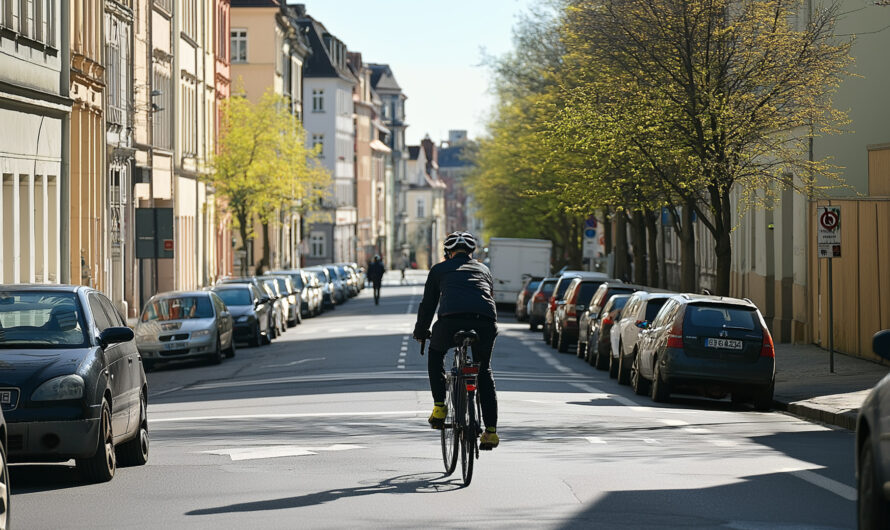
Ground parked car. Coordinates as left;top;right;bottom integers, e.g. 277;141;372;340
631;294;775;407
613;290;673;379
135;291;235;369
336;264;359;297
210;284;272;346
578;281;639;367
527;277;557;331
217;277;280;338
0;409;8;527
306;267;337;308
856;330;890;529
261;278;290;336
544;272;609;347
579;293;631;371
267;269;322;317
325;265;349;303
264;274;302;327
348;262;366;290
0;285;149;482
515;276;544;322
553;275;611;353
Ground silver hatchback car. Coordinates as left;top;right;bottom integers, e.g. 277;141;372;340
135;291;235;369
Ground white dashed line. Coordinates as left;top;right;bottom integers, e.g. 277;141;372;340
585;437;606;444
658;418;689;427
785;469;858;501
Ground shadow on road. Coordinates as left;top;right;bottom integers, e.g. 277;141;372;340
554;470;854;529
10;464;85;493
185;472;461;516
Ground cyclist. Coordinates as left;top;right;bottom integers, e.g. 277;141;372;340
413;231;500;450
367;255;385;305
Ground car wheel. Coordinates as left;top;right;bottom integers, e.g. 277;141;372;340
542;324;550;344
261;322;272;345
117;392;149;467
225;336;236;358
269;317;278;339
651;355;670;403
142;359;155;372
0;434;9;530
77;399;115;483
529;319;537;331
608;352;619;379
631;353;649;396
557;330;569;353
595;345;609;371
859;435;890;529
208;337;223;365
577;340;587;359
752;381;774;411
250;323;261;347
617;344;631;385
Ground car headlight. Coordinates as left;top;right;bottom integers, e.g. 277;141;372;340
236;316;249;323
32;374;84;401
192;329;211;337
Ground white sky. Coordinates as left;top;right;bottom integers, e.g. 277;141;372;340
296;1;535;145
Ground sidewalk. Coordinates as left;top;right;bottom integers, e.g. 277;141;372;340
774;343;889;430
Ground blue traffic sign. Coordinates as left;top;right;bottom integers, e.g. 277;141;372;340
584;229;596;238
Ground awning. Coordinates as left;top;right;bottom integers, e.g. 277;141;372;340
369;139;392;153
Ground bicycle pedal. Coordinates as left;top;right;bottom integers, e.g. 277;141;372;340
428;418;445;429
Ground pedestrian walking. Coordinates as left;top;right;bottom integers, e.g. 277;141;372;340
367;255;385;305
399;256;408;285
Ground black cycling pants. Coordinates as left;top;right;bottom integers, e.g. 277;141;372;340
428;316;498;429
372;281;381;304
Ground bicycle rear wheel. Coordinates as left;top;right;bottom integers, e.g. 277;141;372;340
460;390;476;486
441;373;458;475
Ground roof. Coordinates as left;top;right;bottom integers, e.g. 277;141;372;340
231;0;280;6
675;293;758;308
294;15;357;83
148;290;211;299
368;63;402;91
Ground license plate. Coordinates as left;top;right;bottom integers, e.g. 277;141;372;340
164;341;188;350
706;338;743;350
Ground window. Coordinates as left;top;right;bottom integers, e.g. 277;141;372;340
416;198;425;218
312;89;324;112
2;0;53;46
312;134;324;157
231;29;247;63
310;232;326;258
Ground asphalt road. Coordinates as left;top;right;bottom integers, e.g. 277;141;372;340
10;282;857;529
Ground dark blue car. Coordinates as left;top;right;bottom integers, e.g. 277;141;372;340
0;285;149;482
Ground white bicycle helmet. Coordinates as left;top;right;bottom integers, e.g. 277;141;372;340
443;231;477;253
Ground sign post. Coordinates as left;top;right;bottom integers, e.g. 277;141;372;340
583;216;598;271
817;205;841;373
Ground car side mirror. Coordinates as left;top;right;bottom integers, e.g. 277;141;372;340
636;321;649;329
873;330;890;361
99;327;134;348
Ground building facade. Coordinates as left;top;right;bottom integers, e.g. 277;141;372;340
0;1;71;285
405;137;446;269
296;11;357;265
368;63;408;267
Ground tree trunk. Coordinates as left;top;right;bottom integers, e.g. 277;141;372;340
645;209;660;288
259;221;271;275
568;216;583;270
630;210;647;285
237;212;250;277
603;209;613;257
679;201;696;292
614;211;630;282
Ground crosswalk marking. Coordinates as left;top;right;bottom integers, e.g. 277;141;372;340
201;444;364;461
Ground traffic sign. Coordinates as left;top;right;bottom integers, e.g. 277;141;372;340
584;228;596;238
585;216;598;229
817;206;841;259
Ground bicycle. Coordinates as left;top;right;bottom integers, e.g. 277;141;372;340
424;329;483;486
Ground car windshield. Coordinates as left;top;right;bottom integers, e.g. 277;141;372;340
293;275;305;289
326;267;339;279
577;282;603;304
264;281;281;296
275;278;288;293
141;296;214;322
555;278;575;299
214;288;252;307
687;305;757;330
0;291;88;348
527;280;542;292
540;280;557;294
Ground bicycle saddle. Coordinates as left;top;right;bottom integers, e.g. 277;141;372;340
453;330;478;344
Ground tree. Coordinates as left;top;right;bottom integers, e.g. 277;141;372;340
208;91;329;275
565;0;853;294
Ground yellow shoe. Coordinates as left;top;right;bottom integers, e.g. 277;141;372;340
480;429;499;450
428;405;447;429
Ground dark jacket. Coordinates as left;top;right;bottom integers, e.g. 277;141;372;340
368;262;385;284
415;254;497;333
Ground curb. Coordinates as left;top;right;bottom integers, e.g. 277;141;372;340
773;399;858;430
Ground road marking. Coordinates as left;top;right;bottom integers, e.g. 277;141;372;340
658;418;689;427
785;469;857;501
709;438;738;447
262;357;326;368
569;382;642;408
152;410;428;424
201;444;364;461
151;385;185;398
682;427;712;435
585;437;606;444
